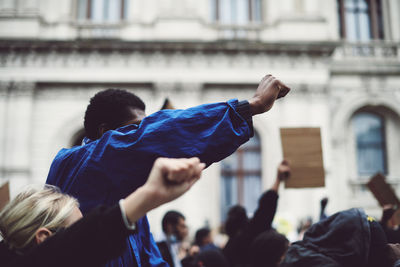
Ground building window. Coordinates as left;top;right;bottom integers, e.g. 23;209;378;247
77;0;127;23
352;112;387;176
0;0;39;16
211;0;262;25
337;0;384;41
220;132;261;222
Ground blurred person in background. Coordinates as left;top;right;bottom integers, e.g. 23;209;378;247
194;227;219;252
248;229;289;267
223;160;291;267
297;217;313;241
0;157;204;267
320;197;329;221
46;74;290;266
157;210;189;267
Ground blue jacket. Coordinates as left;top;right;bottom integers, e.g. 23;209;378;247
46;99;252;267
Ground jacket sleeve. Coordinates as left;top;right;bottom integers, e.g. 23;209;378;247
107;99;253;166
6;205;136;267
248;190;279;237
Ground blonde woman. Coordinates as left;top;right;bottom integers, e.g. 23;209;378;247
0;157;204;267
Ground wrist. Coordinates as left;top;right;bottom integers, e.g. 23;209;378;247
248;97;260;116
123;186;161;224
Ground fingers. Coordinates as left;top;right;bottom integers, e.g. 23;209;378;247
260;74;275;89
276;80;291;99
159;157;205;184
278;159;291;180
281;159;289;166
261;74;291;99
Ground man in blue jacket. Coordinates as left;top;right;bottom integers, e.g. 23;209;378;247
46;74;290;267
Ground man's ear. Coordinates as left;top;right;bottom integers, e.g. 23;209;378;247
35;227;53;245
98;123;110;138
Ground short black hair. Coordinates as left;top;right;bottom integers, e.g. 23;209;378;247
225;205;248;238
195;227;211;246
162;210;185;234
249;230;289;267
84;89;145;140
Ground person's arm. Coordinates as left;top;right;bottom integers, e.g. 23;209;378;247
319;197;329;221
122;157;204;224
6;158;205;267
249;160;291;235
101;74;290;166
381;205;396;229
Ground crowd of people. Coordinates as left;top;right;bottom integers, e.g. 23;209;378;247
0;74;400;267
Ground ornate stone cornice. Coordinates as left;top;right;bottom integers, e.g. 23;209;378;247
0;39;337;56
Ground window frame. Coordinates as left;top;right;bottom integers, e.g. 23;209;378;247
77;0;127;24
220;132;262;221
352;111;388;176
212;0;263;25
337;0;384;40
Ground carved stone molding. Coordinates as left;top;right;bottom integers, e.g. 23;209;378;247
0;81;35;96
0;45;332;72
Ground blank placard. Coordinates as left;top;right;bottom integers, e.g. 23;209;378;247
280;128;325;188
367;174;400;225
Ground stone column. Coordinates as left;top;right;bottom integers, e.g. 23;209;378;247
0;81;35;197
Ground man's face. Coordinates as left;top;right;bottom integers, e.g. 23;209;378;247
174;217;188;241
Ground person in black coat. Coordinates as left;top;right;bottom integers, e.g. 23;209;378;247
0;157;205;267
281;208;400;267
223;160;290;267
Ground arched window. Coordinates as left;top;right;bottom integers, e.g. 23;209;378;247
220;132;261;222
352;112;387;176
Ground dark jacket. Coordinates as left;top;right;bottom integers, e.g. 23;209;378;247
0;205;137;267
156;241;174;267
281;208;388;267
223;189;279;267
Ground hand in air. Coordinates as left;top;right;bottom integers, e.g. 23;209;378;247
249;74;290;115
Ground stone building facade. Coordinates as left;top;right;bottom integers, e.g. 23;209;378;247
0;0;400;238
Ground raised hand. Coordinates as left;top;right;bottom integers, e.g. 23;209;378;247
123;157;205;224
271;160;291;192
145;157;205;206
277;159;291;181
249;74;290;115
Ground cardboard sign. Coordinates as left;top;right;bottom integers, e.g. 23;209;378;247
367;173;400;207
367;174;400;225
280;128;325;188
0;181;10;211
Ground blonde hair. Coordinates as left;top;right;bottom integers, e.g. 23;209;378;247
0;185;79;251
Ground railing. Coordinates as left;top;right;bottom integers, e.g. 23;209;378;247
334;41;400;60
211;24;262;40
76;22;124;39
